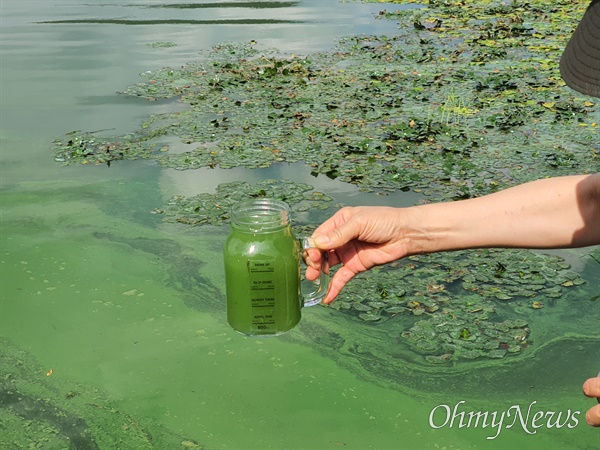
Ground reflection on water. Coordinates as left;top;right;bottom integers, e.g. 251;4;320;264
147;2;303;8
159;161;425;206
37;19;304;25
1;1;599;449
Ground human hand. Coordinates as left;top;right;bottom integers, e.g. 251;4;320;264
305;206;414;304
583;375;600;427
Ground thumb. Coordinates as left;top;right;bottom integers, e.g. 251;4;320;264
313;220;360;250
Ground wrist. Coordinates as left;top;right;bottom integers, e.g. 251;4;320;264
403;202;463;256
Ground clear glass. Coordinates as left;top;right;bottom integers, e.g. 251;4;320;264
224;198;329;336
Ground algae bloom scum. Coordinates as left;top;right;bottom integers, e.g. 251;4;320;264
1;0;599;449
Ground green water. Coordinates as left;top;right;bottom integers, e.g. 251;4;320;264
2;180;598;448
1;1;599;449
225;223;302;336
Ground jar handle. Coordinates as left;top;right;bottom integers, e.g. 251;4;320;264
300;237;330;307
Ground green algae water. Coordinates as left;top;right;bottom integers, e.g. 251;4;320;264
225;200;303;335
225;198;328;335
1;1;599;449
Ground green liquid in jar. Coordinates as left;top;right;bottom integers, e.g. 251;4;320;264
225;224;302;336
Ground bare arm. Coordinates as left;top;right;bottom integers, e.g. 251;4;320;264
307;173;600;303
409;173;600;253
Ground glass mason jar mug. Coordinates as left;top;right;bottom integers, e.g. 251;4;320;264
224;198;330;336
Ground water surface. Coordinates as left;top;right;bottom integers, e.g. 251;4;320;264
1;1;599;449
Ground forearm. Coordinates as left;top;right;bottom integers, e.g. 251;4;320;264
408;174;600;255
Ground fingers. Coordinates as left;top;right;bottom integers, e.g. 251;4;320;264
583;376;600;427
583;377;600;398
304;248;340;281
322;265;358;304
305;250;353;303
586;404;600;427
305;265;320;282
310;207;352;238
313;224;357;251
312;208;362;251
305;262;352;302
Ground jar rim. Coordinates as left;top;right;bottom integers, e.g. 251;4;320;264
230;198;290;230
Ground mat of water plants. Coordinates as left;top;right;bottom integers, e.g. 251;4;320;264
322;247;592;364
53;0;599;200
154;178;336;226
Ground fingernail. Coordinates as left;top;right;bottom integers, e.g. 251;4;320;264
314;235;330;247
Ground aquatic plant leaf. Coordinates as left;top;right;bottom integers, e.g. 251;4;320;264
359;312;382;322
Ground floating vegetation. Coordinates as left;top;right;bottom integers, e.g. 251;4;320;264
154;179;335;226
52;1;598;201
53;130;157;166
326;248;585;362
